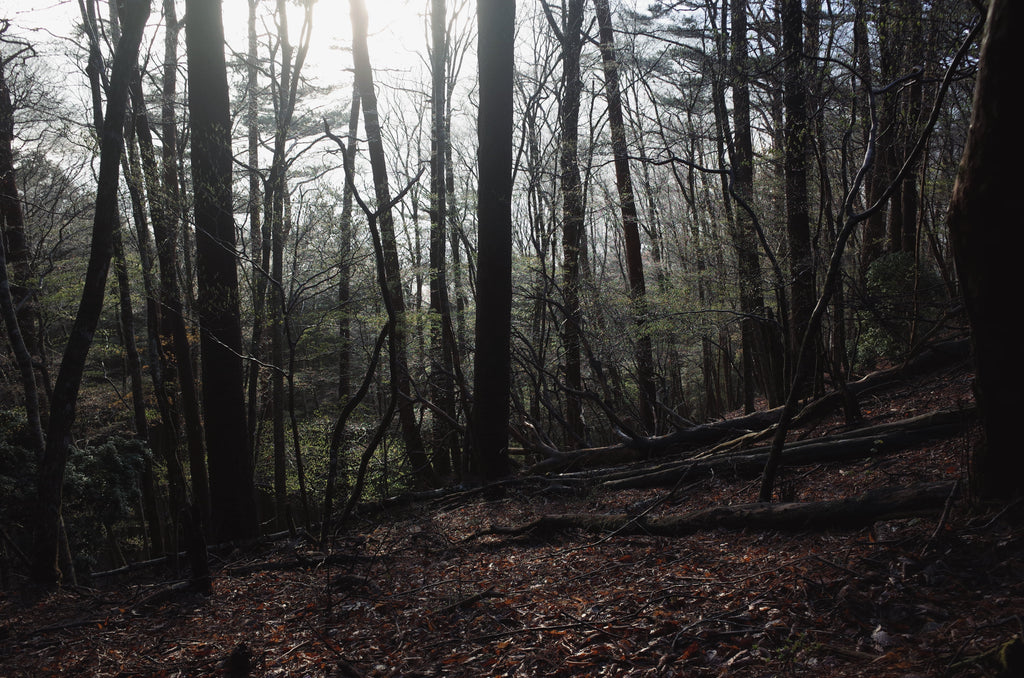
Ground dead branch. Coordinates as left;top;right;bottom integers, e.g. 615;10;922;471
525;340;969;474
468;481;956;541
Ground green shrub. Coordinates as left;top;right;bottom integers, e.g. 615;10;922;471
854;252;944;369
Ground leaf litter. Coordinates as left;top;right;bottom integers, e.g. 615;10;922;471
2;362;1022;677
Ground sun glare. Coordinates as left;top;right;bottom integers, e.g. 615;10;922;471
221;0;430;77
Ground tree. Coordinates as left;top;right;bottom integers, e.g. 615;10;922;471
468;0;515;480
592;0;657;435
122;5;210;524
428;0;459;477
265;0;314;530
184;0;259;541
780;0;813;385
337;85;360;406
31;0;150;586
729;0;777;412
543;0;587;446
948;0;1024;502
0;29;44;459
349;0;437;486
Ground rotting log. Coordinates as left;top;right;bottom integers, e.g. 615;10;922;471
600;407;973;491
525;340;969;474
472;481;956;541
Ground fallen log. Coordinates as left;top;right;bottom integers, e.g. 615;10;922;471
526;340;970;474
470;481;957;541
600;407;973;491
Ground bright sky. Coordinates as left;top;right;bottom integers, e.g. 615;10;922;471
0;0;433;78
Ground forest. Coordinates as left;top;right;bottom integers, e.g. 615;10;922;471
0;0;1021;675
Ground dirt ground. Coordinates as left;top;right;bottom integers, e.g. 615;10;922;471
3;359;1021;677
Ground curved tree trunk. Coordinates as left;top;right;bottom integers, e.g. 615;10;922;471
31;0;150;586
0;54;44;460
948;0;1024;502
349;0;437;486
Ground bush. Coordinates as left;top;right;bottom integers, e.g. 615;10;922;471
854;252;944;369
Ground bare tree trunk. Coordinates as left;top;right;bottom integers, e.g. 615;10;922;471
592;0;657;434
0;53;44;459
543;0;587;446
948;0;1024;501
244;0;264;451
338;87;360;403
729;0;772;413
31;0;149;586
428;0;458;477
468;0;515;480
349;0;437;486
123;115;169;558
185;0;260;541
128;75;210;526
781;0;814;393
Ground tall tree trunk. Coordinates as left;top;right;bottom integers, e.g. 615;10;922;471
544;0;587;445
268;0;310;531
0;54;44;459
111;226;147;438
185;0;260;541
468;0;515;480
854;0;883;279
123;114;170;558
128;75;210;525
592;0;657;434
948;0;1024;501
245;0;265;450
0;198;43;459
338;86;360;403
429;0;458;476
31;0;149;586
781;0;814;392
348;0;437;486
730;0;772;412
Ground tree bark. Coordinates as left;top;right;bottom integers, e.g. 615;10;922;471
31;0;149;586
268;0;313;531
349;0;437;486
947;0;1024;502
338;86;360;404
478;481;956;540
602;408;971;491
428;0;458;477
128;73;210;524
592;0;657;435
781;0;814;388
729;0;775;412
0;52;44;459
468;0;516;480
546;0;587;446
526;339;969;475
185;0;260;541
244;0;264;451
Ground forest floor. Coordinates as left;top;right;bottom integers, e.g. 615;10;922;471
3;353;1024;677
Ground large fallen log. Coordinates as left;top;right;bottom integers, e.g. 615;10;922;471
471;481;957;541
526;339;970;474
600;407;974;491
